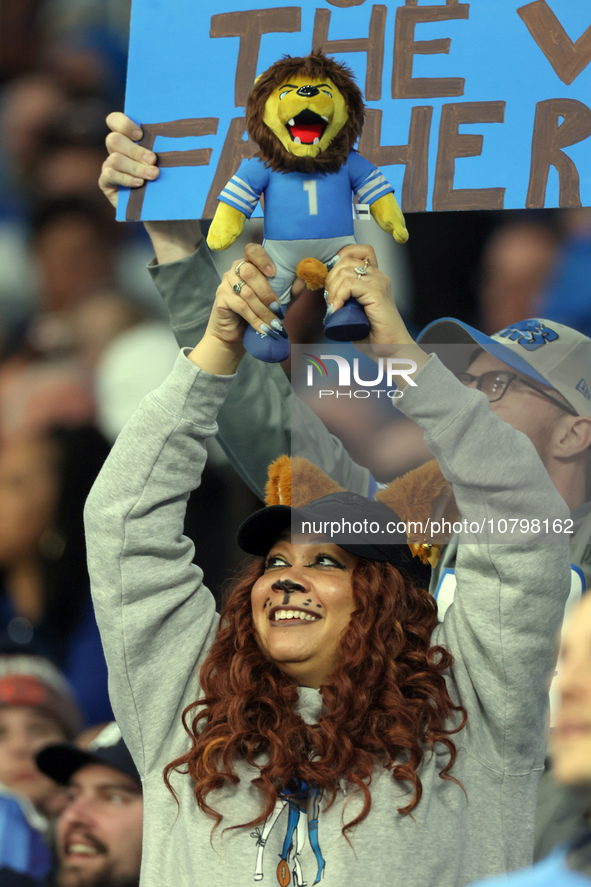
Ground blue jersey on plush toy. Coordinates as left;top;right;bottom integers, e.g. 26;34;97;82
219;151;393;241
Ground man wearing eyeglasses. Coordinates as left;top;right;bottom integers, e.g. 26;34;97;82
416;317;590;687
417;316;591;864
418;316;590;557
416;317;591;591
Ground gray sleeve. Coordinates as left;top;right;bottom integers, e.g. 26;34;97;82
84;351;232;776
397;355;571;774
148;241;371;498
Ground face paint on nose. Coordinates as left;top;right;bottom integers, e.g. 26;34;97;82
272;579;305;606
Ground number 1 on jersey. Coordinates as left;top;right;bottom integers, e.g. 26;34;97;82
303;180;318;216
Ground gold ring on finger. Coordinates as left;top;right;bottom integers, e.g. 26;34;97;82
235;260;246;278
233;280;245;294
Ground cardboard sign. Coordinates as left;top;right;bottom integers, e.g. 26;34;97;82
118;0;591;221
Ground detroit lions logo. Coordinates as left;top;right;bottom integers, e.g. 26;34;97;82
497;320;559;351
576;378;591;401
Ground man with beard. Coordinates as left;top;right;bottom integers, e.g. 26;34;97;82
34;722;142;887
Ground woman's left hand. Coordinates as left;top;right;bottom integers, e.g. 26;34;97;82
324;244;415;349
324;244;429;384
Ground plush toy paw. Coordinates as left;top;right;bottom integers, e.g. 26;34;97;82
370;193;409;244
392;220;409;244
243;323;290;363
206;230;236;251
323;300;370;342
206;203;246;251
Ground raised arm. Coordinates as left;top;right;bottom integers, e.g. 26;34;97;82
84;259;272;776
396;361;571;776
324;250;571;776
99;112;371;499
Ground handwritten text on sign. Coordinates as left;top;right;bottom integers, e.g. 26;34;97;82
118;0;591;220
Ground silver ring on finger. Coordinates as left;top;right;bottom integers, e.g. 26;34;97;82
233;279;246;294
355;257;371;279
235;260;246;278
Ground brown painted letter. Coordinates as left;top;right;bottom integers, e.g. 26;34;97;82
313;5;386;101
527;99;591;208
210;9;301;108
359;106;432;212
392;1;469;99
202;118;258;219
325;0;367;7
433;101;505;211
518;2;591;87
126;118;218;221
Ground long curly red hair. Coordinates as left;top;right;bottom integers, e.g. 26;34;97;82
164;556;466;834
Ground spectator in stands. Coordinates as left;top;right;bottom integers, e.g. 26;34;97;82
469;591;591;886
537;208;591;340
0;654;83;882
476;218;558;335
36;721;142;887
0;721;143;886
0;425;112;724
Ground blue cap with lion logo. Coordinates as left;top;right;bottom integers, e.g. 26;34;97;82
418;318;591;417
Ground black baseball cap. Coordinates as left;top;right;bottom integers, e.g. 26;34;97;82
237;491;431;588
36;722;140;786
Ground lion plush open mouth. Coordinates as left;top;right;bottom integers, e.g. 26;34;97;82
286;109;329;145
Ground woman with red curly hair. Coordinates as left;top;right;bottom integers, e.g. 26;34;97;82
84;245;570;887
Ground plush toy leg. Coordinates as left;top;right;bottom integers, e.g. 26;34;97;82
242;305;290;363
323;300;370;342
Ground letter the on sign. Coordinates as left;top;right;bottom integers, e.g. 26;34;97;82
358;107;432;212
126;118;218;221
313;5;386;101
518;1;591;86
526;99;591;208
210;8;301;108
433;101;506;211
392;1;469;100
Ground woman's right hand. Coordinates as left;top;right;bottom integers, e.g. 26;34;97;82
99;112;159;208
189;256;285;375
99;112;201;262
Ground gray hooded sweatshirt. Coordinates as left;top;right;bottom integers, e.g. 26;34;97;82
85;350;571;887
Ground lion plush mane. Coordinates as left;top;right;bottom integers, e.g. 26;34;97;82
246;49;365;176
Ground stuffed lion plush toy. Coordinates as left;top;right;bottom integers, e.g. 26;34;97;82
207;49;408;362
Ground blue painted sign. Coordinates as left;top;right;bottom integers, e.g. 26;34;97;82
118;1;591;220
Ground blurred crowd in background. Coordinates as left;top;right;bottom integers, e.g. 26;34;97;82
0;0;262;736
0;1;590;881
